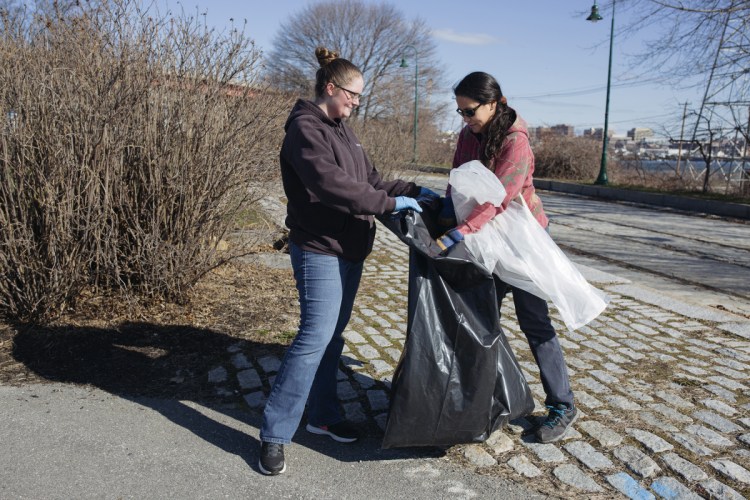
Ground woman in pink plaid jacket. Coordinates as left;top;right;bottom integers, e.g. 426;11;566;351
436;71;579;444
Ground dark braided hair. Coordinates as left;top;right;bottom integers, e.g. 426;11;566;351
313;47;362;98
453;72;517;167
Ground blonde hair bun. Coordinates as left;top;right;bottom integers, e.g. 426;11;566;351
315;47;339;67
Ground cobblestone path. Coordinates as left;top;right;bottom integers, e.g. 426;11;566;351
210;192;750;499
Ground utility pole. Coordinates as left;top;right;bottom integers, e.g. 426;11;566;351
676;102;688;176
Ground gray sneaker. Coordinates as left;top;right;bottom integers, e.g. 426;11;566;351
535;403;578;443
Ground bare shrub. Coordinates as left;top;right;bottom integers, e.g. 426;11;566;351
533;136;604;181
349;119;412;181
0;1;290;322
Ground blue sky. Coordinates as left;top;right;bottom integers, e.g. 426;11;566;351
159;0;702;138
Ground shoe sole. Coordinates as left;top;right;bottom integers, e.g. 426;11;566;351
258;460;286;476
305;423;358;443
536;411;580;444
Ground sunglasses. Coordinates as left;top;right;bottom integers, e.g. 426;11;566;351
335;84;365;102
456;103;483;118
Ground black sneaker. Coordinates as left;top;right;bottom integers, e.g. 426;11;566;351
259;441;286;475
535;403;578;444
305;421;360;443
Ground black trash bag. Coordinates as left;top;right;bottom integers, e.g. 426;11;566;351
378;207;534;449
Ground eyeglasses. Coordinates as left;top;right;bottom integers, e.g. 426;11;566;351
456;103;483;118
335;84;365;102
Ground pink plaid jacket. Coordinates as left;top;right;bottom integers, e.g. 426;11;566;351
451;115;548;233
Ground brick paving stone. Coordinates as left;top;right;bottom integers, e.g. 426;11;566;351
383;328;405;339
553;464;603;493
626;429;674;453
237;368;262;390
243;391;265;409
355;344;380;360
576;391;604;409
231;352;252;370
613;445;661;478
621;387;655;403
685;424;735;448
207;366;228;383
700;398;738;417
709;459;750;484
605;395;642;411
578;420;623;447
385;348;401;362
362;326;380;336
360;308;376;317
369;359;392;374
352;372;376;389
337;381;359;400
693;410;743;433
638;412;679;434
660;452;708;482
369;334;392;347
256;355;282;373
506;455;542;478
708;376;748;391
677;355;710;367
582;340;614;354
619;348;647;360
682;365;709;376
486;431;514;454
713;366;746;380
563;441;614;471
579;351;604;363
647;403;692;424
650;353;678;362
522;442;567;463
715;357;747;372
650;476;702;500
579;377;610;394
606;472;656;500
699;478;746;500
740;433;750;446
603;362;628;374
366;389;389;411
567;358;593;371
704;384;738;402
342;401;368;423
590;370;620;384
670;432;716;457
463;444;497;467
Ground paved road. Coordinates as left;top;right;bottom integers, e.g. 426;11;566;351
2;178;749;499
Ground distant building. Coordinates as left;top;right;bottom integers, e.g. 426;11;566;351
627;127;653;142
529;124;575;141
582;127;614;140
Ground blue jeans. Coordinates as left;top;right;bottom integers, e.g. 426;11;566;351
260;241;363;444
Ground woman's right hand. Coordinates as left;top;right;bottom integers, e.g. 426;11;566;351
393;196;423;213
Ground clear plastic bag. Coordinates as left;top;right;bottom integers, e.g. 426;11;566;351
450;161;608;331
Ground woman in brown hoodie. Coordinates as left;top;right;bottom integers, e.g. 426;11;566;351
258;47;437;475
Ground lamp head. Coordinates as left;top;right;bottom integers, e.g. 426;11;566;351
586;2;603;22
399;58;409;68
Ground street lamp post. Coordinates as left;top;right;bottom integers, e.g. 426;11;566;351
587;0;615;186
400;45;418;163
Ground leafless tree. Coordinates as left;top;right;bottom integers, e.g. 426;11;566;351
263;0;447;125
606;1;749;163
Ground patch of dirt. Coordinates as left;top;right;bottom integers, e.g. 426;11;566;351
0;257;298;402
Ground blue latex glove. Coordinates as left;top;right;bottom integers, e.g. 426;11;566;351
416;186;440;203
436;228;464;253
393;196;423;213
437;196;457;229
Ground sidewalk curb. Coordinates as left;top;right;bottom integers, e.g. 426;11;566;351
533;179;750;220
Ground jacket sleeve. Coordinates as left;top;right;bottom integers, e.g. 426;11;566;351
366;152;420;197
284;118;400;214
457;131;532;235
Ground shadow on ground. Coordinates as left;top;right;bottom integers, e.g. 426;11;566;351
9;322;442;472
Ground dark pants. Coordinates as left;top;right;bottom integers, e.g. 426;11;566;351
496;279;574;407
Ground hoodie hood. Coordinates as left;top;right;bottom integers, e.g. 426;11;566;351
284;99;339;132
